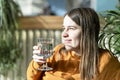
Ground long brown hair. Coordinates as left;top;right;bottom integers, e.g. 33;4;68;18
65;8;100;80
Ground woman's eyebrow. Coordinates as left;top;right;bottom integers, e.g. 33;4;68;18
62;25;80;28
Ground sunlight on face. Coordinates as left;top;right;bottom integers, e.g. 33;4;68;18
62;15;81;51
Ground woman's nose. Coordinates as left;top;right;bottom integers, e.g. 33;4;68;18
62;30;69;37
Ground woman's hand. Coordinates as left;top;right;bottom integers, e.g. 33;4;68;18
32;45;46;64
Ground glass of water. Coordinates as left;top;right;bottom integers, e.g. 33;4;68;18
36;38;54;71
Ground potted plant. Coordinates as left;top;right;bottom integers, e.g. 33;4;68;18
0;0;22;76
98;0;120;60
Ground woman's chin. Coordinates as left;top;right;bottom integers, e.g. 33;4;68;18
64;45;73;51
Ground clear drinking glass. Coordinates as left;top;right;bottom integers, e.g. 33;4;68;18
36;38;54;71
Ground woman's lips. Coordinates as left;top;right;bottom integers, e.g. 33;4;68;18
63;39;72;43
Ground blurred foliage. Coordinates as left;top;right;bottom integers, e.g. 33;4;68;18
0;0;22;75
99;1;120;57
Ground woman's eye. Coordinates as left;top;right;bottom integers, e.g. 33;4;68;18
69;27;76;30
61;26;77;31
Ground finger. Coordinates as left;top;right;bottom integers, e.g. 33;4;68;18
33;54;46;63
33;50;40;54
33;58;45;63
33;46;39;49
32;55;44;59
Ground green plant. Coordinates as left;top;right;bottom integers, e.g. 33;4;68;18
98;1;120;58
0;0;22;75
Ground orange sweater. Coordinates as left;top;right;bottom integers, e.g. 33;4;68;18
27;44;120;80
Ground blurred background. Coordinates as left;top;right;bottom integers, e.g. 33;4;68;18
14;0;118;16
0;0;119;80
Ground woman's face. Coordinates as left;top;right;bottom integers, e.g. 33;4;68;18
62;15;81;51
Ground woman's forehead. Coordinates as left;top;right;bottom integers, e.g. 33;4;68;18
63;15;78;27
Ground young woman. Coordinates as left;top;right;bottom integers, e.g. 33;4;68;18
27;8;120;80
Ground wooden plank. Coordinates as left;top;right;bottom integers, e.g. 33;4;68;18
19;16;63;30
